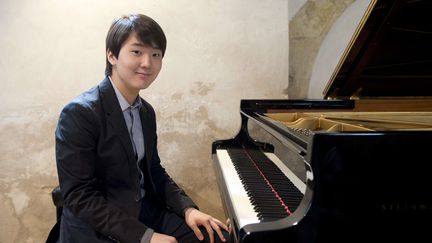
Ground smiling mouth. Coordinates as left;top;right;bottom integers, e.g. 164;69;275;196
137;72;152;76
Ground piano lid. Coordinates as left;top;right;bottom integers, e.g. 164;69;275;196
324;0;432;99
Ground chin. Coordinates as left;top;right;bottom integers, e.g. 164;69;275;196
131;78;152;89
137;82;153;90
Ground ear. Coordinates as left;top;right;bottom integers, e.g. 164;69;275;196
106;49;117;65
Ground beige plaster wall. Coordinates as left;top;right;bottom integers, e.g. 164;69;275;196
289;0;379;99
0;0;288;242
308;0;373;98
288;0;354;99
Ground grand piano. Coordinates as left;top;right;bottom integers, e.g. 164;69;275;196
212;0;432;242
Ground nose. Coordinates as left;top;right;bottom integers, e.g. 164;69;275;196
140;54;152;68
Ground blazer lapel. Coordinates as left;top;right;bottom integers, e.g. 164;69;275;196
139;103;154;166
98;78;137;169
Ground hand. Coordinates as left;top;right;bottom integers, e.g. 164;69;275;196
150;232;178;243
184;208;229;243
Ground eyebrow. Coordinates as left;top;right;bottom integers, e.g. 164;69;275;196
130;42;146;47
130;42;161;50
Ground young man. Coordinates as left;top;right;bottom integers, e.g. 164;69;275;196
55;14;230;243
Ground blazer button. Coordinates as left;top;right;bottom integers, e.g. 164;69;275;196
135;195;140;202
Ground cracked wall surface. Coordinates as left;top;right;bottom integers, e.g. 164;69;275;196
0;0;288;242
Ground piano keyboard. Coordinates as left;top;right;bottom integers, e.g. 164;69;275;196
216;148;305;229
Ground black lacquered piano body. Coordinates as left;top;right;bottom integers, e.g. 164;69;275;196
213;99;432;243
212;0;432;242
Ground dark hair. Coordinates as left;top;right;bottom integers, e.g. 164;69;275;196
105;14;167;76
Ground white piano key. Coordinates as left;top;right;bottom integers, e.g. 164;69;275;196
216;149;260;228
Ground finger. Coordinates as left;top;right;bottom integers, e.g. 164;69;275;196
169;236;178;243
213;218;229;232
204;222;215;243
226;218;232;233
211;220;226;242
190;224;204;241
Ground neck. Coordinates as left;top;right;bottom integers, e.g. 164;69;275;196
109;74;139;105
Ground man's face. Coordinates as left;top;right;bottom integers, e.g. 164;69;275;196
107;32;163;94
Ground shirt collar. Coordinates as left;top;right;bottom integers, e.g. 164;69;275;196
109;76;142;111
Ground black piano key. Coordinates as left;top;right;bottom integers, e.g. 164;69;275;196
227;148;304;222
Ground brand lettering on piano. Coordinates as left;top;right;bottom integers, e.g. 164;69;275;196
380;202;432;212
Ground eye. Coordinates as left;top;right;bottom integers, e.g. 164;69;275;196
131;50;142;55
153;52;162;58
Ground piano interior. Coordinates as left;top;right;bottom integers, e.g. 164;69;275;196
266;111;432;132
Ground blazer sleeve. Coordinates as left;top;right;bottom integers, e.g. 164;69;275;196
143;103;198;217
148;135;198;216
56;100;147;243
